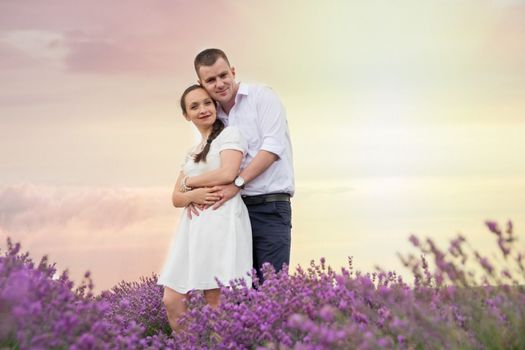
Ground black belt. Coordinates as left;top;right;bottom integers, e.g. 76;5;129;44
242;193;291;206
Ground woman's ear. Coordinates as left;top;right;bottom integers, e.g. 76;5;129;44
183;113;190;121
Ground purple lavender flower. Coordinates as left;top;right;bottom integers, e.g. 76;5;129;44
1;220;523;349
485;220;502;236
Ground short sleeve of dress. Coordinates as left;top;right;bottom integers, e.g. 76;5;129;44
217;126;247;154
180;146;195;171
180;153;189;169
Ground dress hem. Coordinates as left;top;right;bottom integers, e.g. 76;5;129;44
157;280;222;294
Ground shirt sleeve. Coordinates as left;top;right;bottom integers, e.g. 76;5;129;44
218;126;247;154
255;86;288;158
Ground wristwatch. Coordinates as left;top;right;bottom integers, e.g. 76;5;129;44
234;176;245;189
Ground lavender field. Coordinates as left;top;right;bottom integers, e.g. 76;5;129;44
0;221;523;349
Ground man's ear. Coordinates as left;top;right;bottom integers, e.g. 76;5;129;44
231;66;236;78
196;79;202;86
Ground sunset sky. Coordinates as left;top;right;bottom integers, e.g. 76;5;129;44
1;0;524;292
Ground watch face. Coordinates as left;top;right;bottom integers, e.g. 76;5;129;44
235;177;244;187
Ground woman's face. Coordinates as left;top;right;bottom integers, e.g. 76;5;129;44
183;88;216;130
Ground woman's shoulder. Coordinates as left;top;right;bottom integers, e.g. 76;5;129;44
219;126;242;140
216;126;246;151
180;145;196;169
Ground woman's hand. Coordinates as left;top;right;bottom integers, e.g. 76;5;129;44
188;187;222;205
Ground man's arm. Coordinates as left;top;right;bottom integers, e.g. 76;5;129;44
211;87;287;209
185;149;243;188
238;150;277;183
209;150;277;209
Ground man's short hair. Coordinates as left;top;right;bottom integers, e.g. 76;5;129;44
194;48;230;74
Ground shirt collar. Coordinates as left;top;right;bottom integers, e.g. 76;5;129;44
237;82;250;96
217;82;250;120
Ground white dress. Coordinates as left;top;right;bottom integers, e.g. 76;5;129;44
158;126;253;293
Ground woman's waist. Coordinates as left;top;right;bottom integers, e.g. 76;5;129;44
182;194;245;216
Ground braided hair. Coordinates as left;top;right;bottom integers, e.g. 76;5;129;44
193;118;224;163
180;84;225;163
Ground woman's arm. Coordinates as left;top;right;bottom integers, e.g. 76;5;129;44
185;149;243;188
172;172;194;207
172;172;222;208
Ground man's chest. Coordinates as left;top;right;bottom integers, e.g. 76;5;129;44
221;105;260;143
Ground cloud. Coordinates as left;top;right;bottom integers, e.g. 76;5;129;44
0;1;240;75
0;183;182;292
0;183;169;234
0;41;36;70
60;30;176;75
0;30;68;73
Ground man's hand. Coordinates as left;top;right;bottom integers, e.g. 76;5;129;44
186;187;223;219
211;184;240;210
186;203;201;220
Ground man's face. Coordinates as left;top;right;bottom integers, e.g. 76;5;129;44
197;58;237;105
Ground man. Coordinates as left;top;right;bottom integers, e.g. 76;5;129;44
185;48;294;282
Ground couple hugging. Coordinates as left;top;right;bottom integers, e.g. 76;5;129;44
157;48;295;331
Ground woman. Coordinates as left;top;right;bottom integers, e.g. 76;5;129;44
157;84;252;332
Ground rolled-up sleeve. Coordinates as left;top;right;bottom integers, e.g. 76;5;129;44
256;87;287;158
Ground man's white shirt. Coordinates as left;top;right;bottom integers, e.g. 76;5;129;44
217;83;295;197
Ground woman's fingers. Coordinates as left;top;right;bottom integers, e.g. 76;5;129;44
192;188;223;205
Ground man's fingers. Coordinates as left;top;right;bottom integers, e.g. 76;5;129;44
208;186;223;193
189;205;200;217
212;197;226;210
